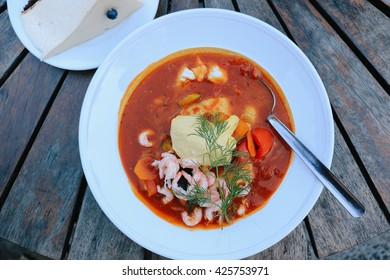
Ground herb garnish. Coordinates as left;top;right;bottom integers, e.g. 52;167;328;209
181;113;252;226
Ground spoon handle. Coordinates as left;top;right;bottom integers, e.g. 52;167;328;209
268;114;365;217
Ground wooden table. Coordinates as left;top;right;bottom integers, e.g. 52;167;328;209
1;0;389;260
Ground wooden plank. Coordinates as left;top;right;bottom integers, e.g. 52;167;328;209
315;0;390;83
204;0;235;10
245;223;309;260
0;10;25;81
170;0;198;12
309;124;389;258
67;188;145;260
0;71;93;259
0;1;6;9
156;0;169;17
271;0;390;257
0;54;63;197
236;0;286;35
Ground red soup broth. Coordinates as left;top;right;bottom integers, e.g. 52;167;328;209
118;47;294;229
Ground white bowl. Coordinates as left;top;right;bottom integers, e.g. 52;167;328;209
79;9;333;259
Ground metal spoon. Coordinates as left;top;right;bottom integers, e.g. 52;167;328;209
258;78;365;218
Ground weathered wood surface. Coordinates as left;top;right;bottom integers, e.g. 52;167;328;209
67;188;145;260
315;0;390;83
271;0;390;257
0;11;25;82
236;0;285;30
0;54;63;198
310;125;389;258
204;0;235;10
0;71;92;259
272;0;390;211
170;0;199;12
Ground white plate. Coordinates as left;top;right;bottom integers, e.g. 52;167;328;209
7;0;159;70
79;9;334;259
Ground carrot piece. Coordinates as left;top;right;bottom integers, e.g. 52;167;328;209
144;180;157;197
232;119;249;140
252;128;274;159
134;156;157;180
246;131;256;157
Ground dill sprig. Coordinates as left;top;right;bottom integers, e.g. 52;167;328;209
191;114;236;167
185;113;252;226
173;181;212;208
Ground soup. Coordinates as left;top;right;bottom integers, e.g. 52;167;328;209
118;47;293;229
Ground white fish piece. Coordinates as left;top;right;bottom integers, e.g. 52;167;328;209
177;66;196;85
207;65;227;83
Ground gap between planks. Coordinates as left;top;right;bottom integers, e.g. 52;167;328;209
61;176;88;260
265;0;296;43
331;106;390;223
0;71;69;212
0;3;6;15
231;0;241;12
0;49;28;89
309;0;390;96
271;0;390;219
367;0;390;17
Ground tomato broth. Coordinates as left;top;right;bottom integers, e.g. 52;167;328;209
118;48;294;229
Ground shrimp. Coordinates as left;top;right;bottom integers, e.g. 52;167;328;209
151;152;180;186
157;185;174;204
171;172;188;200
204;200;221;221
209;179;230;200
138;129;155;147
206;171;216;186
208;181;221;203
181;207;202;227
192;169;209;189
180;158;199;169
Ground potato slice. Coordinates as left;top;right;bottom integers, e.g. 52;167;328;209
177;93;201;107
